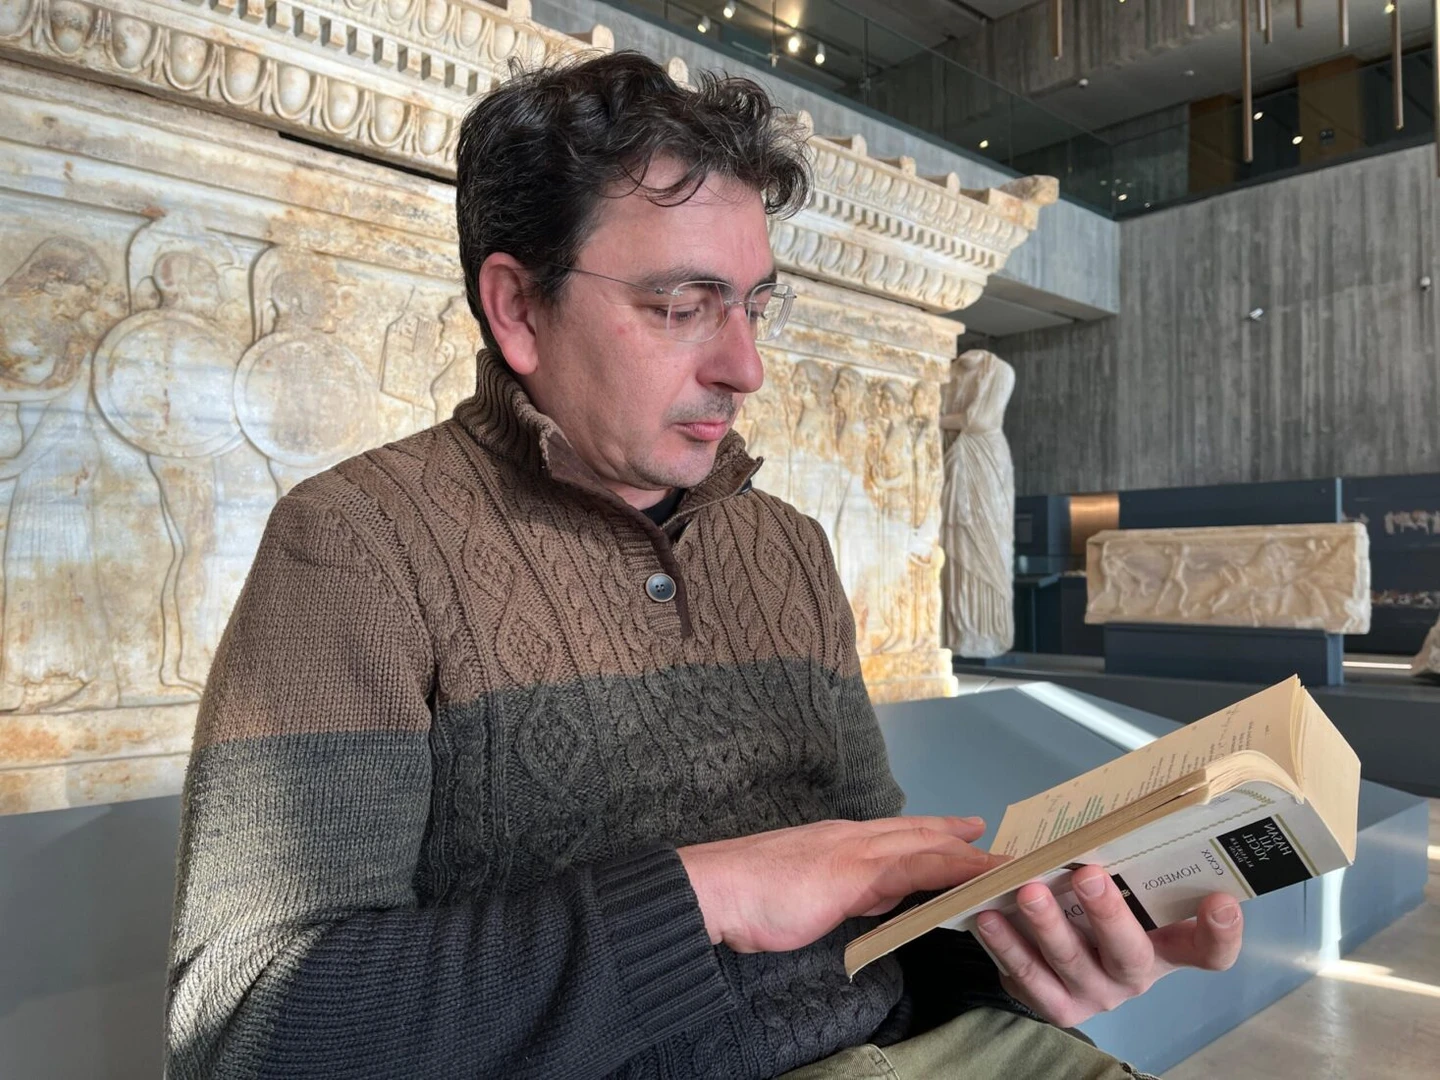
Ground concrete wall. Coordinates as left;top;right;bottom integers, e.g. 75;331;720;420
532;0;1119;320
943;0;1246;100
1001;142;1439;496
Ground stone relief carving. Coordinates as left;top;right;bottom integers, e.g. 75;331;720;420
0;237;127;712
0;0;1052;315
1086;524;1372;635
0;0;604;173
939;350;1015;659
0;18;1052;807
744;332;952;699
94;217;259;692
0;208;474;730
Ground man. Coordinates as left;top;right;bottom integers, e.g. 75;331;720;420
166;52;1242;1079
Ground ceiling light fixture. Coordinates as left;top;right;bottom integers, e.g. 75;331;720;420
1292;134;1304;144
698;14;711;32
723;0;736;15
1118;193;1128;201
814;43;826;64
1384;1;1394;11
979;138;990;149
787;32;802;53
1254;110;1264;120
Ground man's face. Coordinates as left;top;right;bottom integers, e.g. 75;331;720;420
523;158;771;508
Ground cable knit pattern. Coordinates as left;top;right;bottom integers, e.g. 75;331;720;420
166;349;907;1079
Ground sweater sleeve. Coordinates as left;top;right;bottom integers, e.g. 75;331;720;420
165;489;733;1080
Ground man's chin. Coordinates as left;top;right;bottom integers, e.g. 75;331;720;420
640;443;721;491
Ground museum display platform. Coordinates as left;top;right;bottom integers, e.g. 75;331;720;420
874;684;1431;1074
1;682;1427;1078
957;654;1440;799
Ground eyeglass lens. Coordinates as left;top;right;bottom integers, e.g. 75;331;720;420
665;282;791;343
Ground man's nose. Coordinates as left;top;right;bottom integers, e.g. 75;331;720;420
703;306;765;395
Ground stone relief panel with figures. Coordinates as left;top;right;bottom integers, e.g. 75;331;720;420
1085;523;1372;635
0;89;480;811
0;59;1051;811
0;212;480;721
740;281;954;704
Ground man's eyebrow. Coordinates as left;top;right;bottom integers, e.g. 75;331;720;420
634;265;780;292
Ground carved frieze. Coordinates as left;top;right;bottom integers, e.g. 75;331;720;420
0;0;1051;315
0;0;1055;808
0;0;603;173
743;281;956;703
1085;523;1372;635
0;65;482;811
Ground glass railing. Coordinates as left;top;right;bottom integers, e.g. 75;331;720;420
614;0;1117;213
600;0;1436;219
1103;49;1435;216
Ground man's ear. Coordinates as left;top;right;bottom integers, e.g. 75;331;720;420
478;252;540;376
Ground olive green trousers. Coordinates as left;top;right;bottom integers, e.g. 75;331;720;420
777;1007;1161;1080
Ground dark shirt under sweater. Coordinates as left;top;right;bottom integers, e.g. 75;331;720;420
165;348;1010;1079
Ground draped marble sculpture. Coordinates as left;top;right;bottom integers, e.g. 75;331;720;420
938;350;1016;658
0;2;1056;811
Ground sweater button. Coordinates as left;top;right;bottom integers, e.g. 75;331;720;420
645;573;676;603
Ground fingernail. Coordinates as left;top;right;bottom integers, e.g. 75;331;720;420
1074;873;1105;900
1209;903;1240;928
976;911;1002;936
1020;894;1047;913
960;816;985;825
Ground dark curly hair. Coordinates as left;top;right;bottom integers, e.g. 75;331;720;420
455;51;811;352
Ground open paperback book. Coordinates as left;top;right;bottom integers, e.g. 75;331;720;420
845;676;1361;978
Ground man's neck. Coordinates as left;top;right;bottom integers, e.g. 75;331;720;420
638;487;685;527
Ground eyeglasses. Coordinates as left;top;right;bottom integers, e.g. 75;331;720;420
549;264;796;344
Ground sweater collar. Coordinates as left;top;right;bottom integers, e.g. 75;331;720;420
453;348;761;515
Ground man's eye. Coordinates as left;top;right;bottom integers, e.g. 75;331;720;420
669;307;701;322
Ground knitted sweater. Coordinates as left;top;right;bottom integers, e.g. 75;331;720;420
165;347;919;1079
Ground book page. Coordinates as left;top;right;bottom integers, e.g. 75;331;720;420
1296;693;1361;860
991;678;1302;858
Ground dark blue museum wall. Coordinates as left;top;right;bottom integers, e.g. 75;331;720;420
1344;473;1440;652
1002;142;1439;497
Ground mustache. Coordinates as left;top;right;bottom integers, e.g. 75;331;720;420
668;395;739;424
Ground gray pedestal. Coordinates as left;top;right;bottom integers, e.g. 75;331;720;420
1103;622;1345;686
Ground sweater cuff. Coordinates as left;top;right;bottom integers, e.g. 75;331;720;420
592;846;734;1043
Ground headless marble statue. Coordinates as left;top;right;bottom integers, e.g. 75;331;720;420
939;349;1016;658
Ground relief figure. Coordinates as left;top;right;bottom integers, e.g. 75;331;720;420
0;238;125;710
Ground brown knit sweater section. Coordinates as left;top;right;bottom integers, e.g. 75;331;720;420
165;348;912;1079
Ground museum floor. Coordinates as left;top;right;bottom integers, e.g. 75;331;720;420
1169;799;1440;1079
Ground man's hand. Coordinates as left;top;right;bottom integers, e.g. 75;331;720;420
677;816;1007;954
975;865;1244;1028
